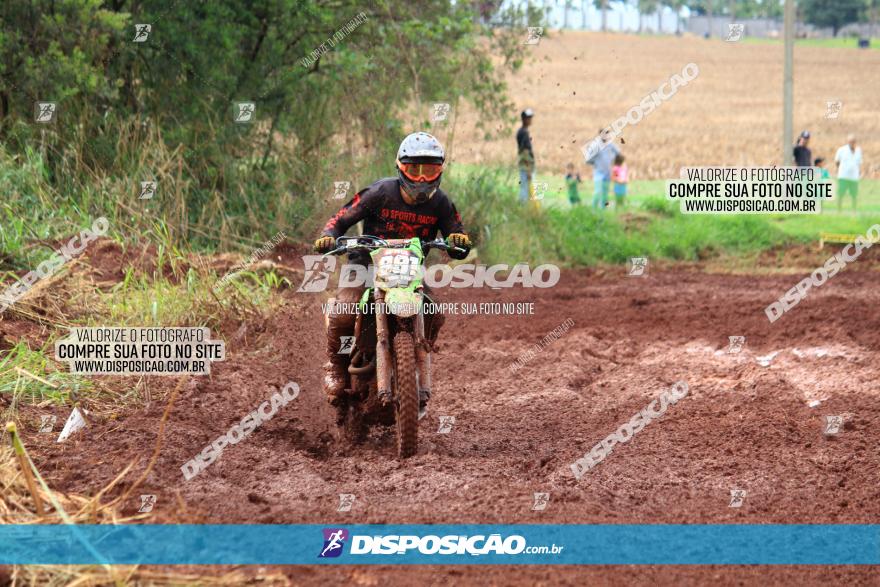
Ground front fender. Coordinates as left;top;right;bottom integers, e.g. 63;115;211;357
384;289;420;317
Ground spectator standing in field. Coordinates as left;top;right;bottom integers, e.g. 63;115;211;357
834;134;862;211
586;128;619;209
565;163;582;205
793;130;812;167
814;157;830;179
516;109;535;203
612;154;629;209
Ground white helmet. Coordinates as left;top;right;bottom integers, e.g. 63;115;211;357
397;131;445;160
396;132;445;204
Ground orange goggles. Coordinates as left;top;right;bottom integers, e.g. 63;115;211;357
397;160;443;182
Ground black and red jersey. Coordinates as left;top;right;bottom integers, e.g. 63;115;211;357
321;178;467;252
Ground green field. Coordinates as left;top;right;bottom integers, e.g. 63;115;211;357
742;36;879;49
446;163;880;270
516;170;880;233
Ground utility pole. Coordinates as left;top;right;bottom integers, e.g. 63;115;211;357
782;0;794;165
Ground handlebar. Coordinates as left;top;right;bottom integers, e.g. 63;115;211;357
326;235;466;257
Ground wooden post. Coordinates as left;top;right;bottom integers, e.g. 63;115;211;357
782;0;794;166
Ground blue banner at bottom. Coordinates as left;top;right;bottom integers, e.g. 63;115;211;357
0;524;877;565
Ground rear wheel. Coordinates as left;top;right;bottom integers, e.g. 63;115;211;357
393;331;418;458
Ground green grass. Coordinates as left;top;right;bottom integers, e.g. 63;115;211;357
0;242;287;412
0;339;94;425
615;33;879;50
446;163;880;267
89;250;289;328
742;36;880;50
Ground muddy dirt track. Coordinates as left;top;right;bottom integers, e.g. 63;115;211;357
13;250;880;585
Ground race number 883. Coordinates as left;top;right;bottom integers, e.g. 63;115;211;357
377;252;419;285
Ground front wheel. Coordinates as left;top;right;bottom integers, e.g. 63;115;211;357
393;331;419;458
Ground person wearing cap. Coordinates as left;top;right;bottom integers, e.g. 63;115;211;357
516;109;535;203
793;131;812;167
834;134;862;211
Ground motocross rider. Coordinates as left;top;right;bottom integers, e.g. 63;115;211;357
313;132;471;414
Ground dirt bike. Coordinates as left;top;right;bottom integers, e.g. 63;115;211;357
325;235;464;458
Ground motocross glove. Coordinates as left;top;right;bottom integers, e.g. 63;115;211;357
446;233;471;250
314;235;336;253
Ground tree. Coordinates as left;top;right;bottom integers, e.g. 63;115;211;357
687;0;716;35
638;0;659;32
668;0;686;33
690;0;779;34
707;0;714;36
870;0;880;37
593;0;609;31
759;0;784;19
0;0;538;242
472;1;505;23
801;0;868;36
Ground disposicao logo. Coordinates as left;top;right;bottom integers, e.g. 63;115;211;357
319;528;349;558
317;530;563;558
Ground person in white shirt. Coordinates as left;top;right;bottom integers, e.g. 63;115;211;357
834;134;862;210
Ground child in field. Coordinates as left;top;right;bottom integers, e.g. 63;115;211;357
565;163;582;205
813;157;833;202
611;154;628;209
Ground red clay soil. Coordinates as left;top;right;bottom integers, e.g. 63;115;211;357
11;260;880;585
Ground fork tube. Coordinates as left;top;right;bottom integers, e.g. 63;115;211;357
414;294;431;394
374;289;392;401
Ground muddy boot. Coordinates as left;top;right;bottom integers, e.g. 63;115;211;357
325;299;356;406
424;308;445;351
322;361;349;406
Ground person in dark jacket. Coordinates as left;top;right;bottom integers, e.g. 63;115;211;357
793;130;812;167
